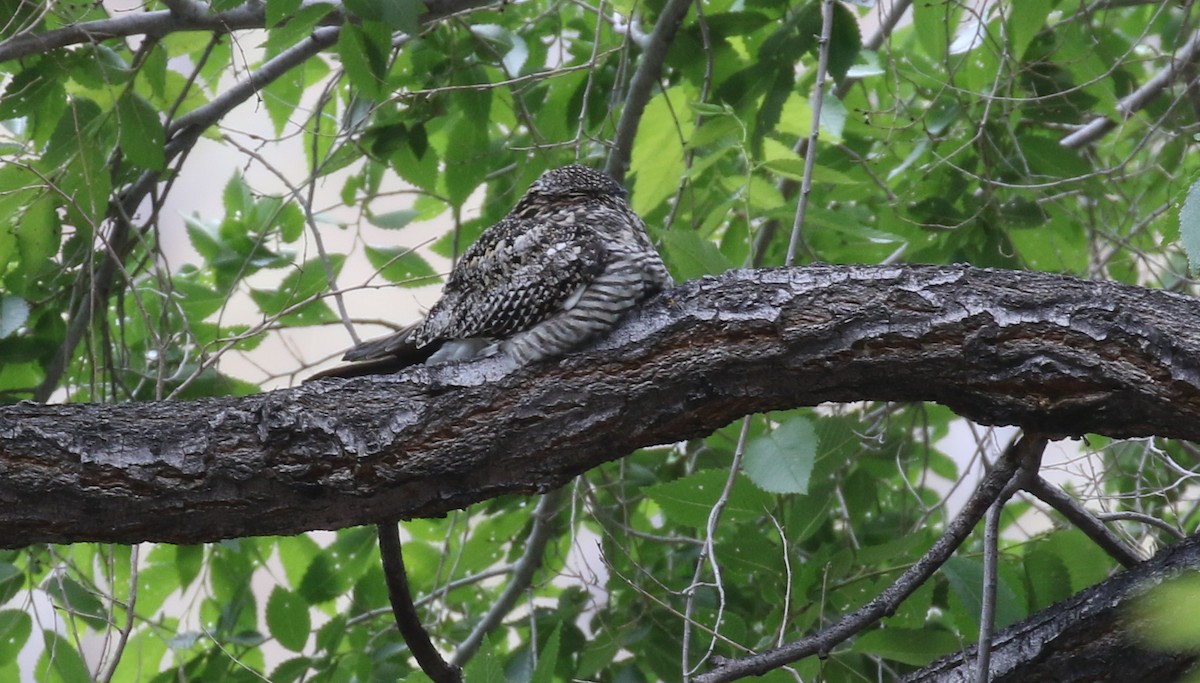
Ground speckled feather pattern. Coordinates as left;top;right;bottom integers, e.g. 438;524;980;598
341;165;673;368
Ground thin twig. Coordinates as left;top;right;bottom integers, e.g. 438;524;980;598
1023;476;1144;567
693;434;1049;683
377;523;462;683
683;417;752;680
604;0;695;181
450;489;564;666
975;499;1003;682
785;0;835;266
96;545;139;683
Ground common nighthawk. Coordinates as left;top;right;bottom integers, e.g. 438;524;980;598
312;164;673;379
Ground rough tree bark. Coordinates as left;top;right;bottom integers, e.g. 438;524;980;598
3;264;1200;549
900;532;1200;683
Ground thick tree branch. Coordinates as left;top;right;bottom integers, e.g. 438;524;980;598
899;531;1200;683
378;523;462;683
4;265;1200;547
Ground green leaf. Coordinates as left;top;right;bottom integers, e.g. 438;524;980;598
0;611;31;666
742;417;817;494
36;630;91;683
530;625;561;683
175;544;204;590
266;0;303;26
1006;0;1051;59
853;627;960;666
364;244;439;285
380;0;422;34
630;86;694;215
1180;177;1200;275
298;554;346;604
267;3;337;56
16;193;60;266
266;587;311;652
826;2;862;83
116;92;165;170
912;0;962;60
1130;573;1200;652
250;255;344;316
0;564;23;607
44;577;107;630
662;229;734;280
942;556;1024;631
0;296;29;339
644;469;773;528
368;208;420;230
337;21;391;100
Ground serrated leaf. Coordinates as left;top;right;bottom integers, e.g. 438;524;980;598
381;0;422;34
175;544;204;590
530;625;561;683
337;21;390;100
117;92;165;170
266;588;311;652
1180;177;1200;275
742;417;816;494
644;469;772;528
298;554;345;604
364;245;439;286
942;556;1024;630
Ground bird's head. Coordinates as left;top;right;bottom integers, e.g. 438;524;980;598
518;165;627;208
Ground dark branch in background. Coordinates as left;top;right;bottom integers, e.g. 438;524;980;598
5;265;1200;547
604;0;694;182
377;523;463;683
899;532;1200;683
451;490;563;666
1060;28;1200;148
693;434;1047;683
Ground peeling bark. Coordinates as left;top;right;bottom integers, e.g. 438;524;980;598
2;265;1200;547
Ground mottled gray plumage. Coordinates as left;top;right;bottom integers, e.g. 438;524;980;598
317;165;672;378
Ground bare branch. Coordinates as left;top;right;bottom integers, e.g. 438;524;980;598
378;523;462;683
605;0;694;181
451;490;564;666
1061;28;1200;148
1023;476;1145;568
5;266;1200;546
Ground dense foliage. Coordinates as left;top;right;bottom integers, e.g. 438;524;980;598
1;0;1198;681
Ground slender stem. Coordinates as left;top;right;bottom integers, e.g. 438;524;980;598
694;434;1048;683
378;523;462;683
451;489;564;666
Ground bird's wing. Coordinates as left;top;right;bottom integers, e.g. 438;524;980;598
416;214;608;343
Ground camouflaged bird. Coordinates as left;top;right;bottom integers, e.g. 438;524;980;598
313;165;673;379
